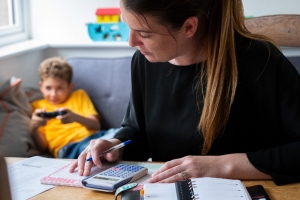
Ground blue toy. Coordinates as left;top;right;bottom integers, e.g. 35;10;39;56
87;22;129;42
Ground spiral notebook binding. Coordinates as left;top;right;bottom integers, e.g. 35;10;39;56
189;180;197;189
175;180;199;200
191;180;197;186
189;180;199;200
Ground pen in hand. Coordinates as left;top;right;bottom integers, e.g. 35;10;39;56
86;140;131;162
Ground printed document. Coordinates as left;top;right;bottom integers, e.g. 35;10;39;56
7;156;70;200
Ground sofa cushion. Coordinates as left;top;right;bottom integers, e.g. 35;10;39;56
0;77;40;157
67;57;132;129
287;57;300;73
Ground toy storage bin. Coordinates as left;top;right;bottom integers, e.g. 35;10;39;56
87;22;129;42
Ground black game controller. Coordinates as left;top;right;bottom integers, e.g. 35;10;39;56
37;111;67;118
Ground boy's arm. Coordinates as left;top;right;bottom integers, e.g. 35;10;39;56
30;123;49;152
57;109;101;130
72;113;101;130
30;109;49;152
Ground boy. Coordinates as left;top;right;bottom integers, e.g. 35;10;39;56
30;56;120;158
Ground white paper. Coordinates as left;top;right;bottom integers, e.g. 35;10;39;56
193;177;251;200
7;156;71;200
7;157;162;200
41;161;113;187
144;183;177;200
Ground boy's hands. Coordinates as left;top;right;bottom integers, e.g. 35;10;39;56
33;107;100;130
56;108;77;124
56;107;100;130
31;108;47;130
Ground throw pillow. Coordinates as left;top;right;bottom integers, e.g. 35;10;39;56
0;77;41;156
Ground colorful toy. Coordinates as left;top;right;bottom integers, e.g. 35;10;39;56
87;22;129;41
96;8;120;23
87;7;129;42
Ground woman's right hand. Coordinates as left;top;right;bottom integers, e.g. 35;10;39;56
69;138;122;176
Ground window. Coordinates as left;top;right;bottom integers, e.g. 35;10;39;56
0;0;29;46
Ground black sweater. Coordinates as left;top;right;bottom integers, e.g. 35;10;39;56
115;35;300;185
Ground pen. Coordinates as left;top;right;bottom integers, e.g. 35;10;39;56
86;140;131;162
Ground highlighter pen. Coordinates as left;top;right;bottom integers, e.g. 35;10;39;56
86;140;131;162
140;189;144;200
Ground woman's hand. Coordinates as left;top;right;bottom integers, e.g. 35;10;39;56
147;154;271;183
147;155;222;183
69;138;122;176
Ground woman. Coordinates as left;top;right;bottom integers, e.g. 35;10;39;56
70;0;300;185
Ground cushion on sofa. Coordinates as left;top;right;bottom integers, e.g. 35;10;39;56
0;77;40;157
288;57;300;73
67;57;132;130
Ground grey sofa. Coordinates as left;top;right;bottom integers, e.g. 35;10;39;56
0;56;133;157
67;57;132;130
289;57;300;73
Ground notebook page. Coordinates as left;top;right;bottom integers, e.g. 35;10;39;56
144;183;177;200
192;177;251;200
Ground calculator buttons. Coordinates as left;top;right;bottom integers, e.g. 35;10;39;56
99;164;145;178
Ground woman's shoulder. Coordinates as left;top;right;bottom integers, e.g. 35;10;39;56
235;34;281;58
235;34;295;84
236;34;289;66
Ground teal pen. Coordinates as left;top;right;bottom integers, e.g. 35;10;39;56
86;140;131;162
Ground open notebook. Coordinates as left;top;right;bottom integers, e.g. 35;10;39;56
140;177;271;200
143;177;252;200
0;155;12;200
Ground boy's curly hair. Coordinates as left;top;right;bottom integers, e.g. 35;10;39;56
38;57;73;83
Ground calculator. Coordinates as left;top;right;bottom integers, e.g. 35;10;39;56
81;164;148;192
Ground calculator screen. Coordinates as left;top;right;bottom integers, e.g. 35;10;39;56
92;176;119;182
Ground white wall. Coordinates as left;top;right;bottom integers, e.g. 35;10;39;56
30;0;120;43
243;0;300;17
0;50;47;88
30;0;300;43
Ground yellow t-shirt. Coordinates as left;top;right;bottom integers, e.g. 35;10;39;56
31;89;99;157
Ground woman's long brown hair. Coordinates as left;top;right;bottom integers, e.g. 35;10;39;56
199;0;275;155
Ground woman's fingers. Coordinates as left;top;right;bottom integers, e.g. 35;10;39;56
151;157;184;176
82;148;96;176
68;139;122;176
148;158;185;183
148;168;186;183
68;142;98;176
69;160;78;173
148;156;201;183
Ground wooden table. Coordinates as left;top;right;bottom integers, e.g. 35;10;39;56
5;157;300;200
